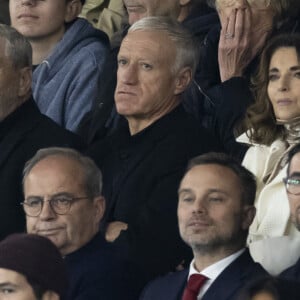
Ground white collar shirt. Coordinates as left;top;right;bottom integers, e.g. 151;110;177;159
187;248;245;299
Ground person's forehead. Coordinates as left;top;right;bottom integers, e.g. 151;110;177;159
289;152;300;174
0;268;28;284
121;30;173;54
26;156;85;186
180;164;240;189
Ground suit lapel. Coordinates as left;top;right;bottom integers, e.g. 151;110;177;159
202;250;262;300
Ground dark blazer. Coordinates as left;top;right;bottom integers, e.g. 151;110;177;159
0;98;84;240
64;232;143;300
280;257;300;281
87;105;220;283
140;249;268;300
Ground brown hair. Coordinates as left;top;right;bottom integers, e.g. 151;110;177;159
243;34;300;145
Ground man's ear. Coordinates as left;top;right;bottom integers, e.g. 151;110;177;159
174;67;192;95
41;291;59;300
242;205;256;230
65;0;82;23
179;0;192;6
93;196;106;224
17;67;32;98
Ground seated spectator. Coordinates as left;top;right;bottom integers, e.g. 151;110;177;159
140;152;268;300
0;233;67;300
280;144;300;280
22;147;141;300
9;0;109;132
196;0;300;159
87;16;220;283
0;0;9;24
237;276;300;300
80;0;126;39
237;34;300;274
80;0;219;144
0;24;83;240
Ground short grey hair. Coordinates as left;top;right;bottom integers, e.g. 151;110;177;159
0;24;32;69
23;147;102;199
128;16;199;77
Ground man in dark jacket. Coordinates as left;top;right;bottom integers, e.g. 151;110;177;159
79;0;219;143
0;24;83;240
23;147;141;300
140;152;268;300
87;17;220;284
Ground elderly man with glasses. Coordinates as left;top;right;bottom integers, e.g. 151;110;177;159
21;147;142;300
280;144;300;281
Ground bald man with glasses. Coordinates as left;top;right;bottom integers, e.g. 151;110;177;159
21;147;142;300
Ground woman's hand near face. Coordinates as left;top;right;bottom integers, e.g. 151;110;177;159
218;7;253;82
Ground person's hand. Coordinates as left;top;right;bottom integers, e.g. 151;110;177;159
218;7;253;82
105;221;128;242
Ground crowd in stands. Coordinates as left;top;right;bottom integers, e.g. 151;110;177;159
0;0;299;299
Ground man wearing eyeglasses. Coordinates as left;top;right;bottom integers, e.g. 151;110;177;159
280;144;300;281
21;147;142;300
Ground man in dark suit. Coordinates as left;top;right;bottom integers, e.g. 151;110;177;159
23;147;142;300
87;16;220;285
280;144;300;281
0;24;83;240
140;152;268;300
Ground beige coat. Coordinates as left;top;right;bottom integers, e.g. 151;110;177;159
237;133;300;275
80;0;126;39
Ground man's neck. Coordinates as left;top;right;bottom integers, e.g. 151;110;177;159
127;99;180;135
30;30;65;65
193;245;244;272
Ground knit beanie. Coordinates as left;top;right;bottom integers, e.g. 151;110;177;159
0;233;68;297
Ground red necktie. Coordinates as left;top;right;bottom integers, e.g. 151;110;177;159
182;274;208;300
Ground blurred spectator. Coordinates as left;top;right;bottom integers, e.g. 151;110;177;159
0;24;83;240
0;233;68;300
80;0;126;39
10;0;109;132
23;147;142;300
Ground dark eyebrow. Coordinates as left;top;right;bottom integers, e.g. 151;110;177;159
269;66;300;73
178;188;193;195
0;282;18;287
290;66;300;71
289;171;300;177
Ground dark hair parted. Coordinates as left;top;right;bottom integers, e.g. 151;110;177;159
243;33;300;145
186;152;257;206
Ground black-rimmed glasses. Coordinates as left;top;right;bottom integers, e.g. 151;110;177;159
283;177;300;195
20;195;89;217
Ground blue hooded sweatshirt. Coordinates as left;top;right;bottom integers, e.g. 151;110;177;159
32;18;109;132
